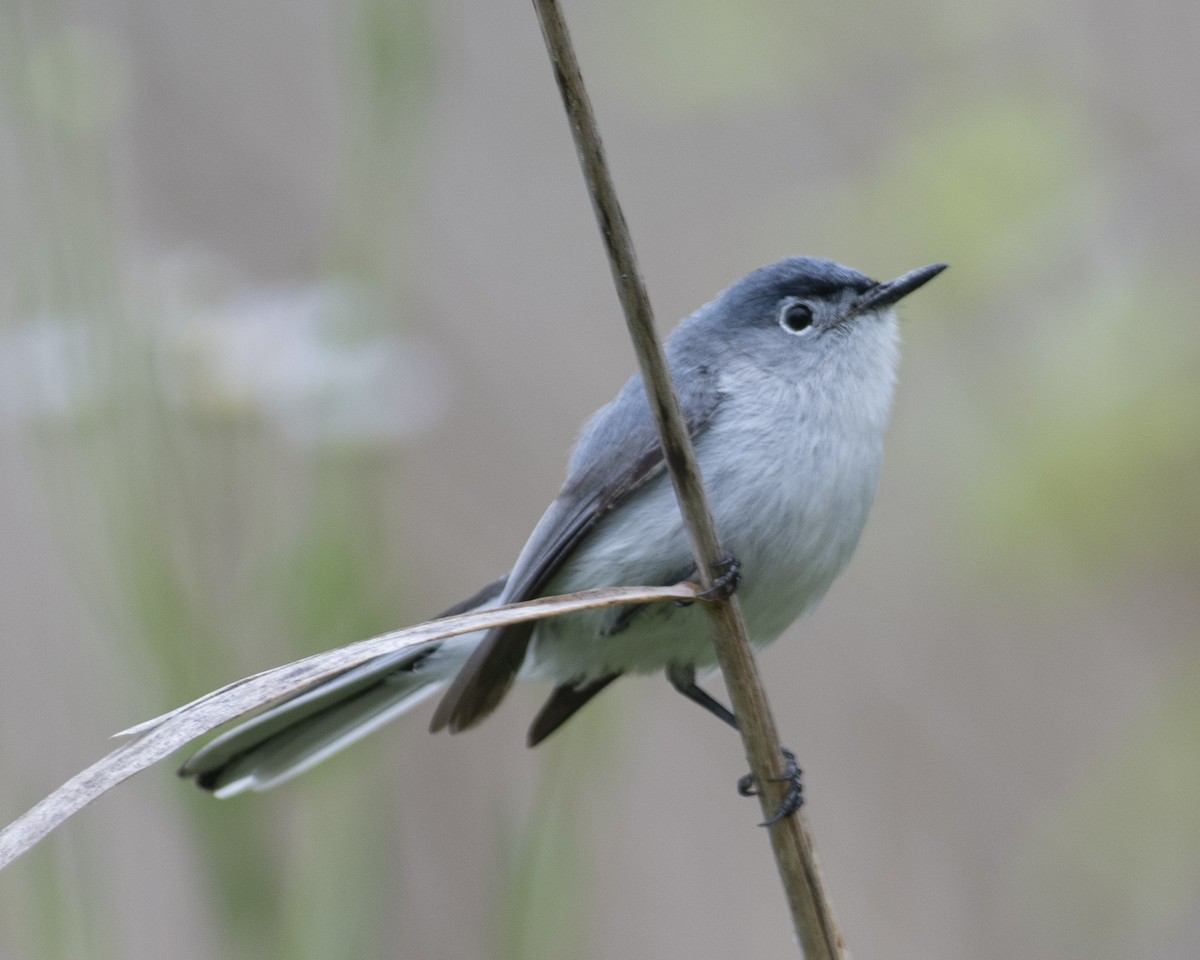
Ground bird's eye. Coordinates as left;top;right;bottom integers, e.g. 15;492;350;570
779;302;815;334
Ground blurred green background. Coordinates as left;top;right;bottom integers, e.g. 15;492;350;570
1;0;1197;958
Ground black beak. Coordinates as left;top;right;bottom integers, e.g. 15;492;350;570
855;263;947;314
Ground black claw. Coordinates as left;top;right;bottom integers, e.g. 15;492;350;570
737;748;804;826
674;554;741;607
696;554;741;602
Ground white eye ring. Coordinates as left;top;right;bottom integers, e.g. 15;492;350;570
779;301;815;335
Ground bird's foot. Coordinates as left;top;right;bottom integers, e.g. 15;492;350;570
677;554;741;606
736;747;804;826
698;554;741;601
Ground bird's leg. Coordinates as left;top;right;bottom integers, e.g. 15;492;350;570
666;664;804;824
667;663;739;728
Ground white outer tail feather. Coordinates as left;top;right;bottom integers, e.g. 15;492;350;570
181;644;454;797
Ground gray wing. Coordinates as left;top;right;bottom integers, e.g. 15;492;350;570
429;360;724;733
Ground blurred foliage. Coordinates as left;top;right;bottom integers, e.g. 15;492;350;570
497;718;613;960
21;27;125;137
0;0;622;958
3;2;443;960
827;91;1098;297
1019;652;1200;957
333;0;434;287
611;0;811;110
970;272;1199;583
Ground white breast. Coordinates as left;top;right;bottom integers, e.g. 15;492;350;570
529;311;899;681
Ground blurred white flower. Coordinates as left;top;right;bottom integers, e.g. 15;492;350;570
0;278;449;448
164;283;449;447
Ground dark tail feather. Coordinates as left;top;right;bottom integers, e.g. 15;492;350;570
428;620;533;734
527;674;620;746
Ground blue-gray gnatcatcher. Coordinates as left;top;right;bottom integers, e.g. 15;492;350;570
181;257;945;805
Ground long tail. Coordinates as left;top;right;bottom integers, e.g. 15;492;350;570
178;578;506;797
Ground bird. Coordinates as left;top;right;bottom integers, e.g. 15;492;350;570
179;256;945;807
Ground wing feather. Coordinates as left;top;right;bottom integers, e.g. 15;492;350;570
429;360;722;733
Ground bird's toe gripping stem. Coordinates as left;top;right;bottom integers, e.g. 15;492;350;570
737;747;804;826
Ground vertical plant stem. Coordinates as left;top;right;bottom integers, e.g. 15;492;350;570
529;2;846;957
